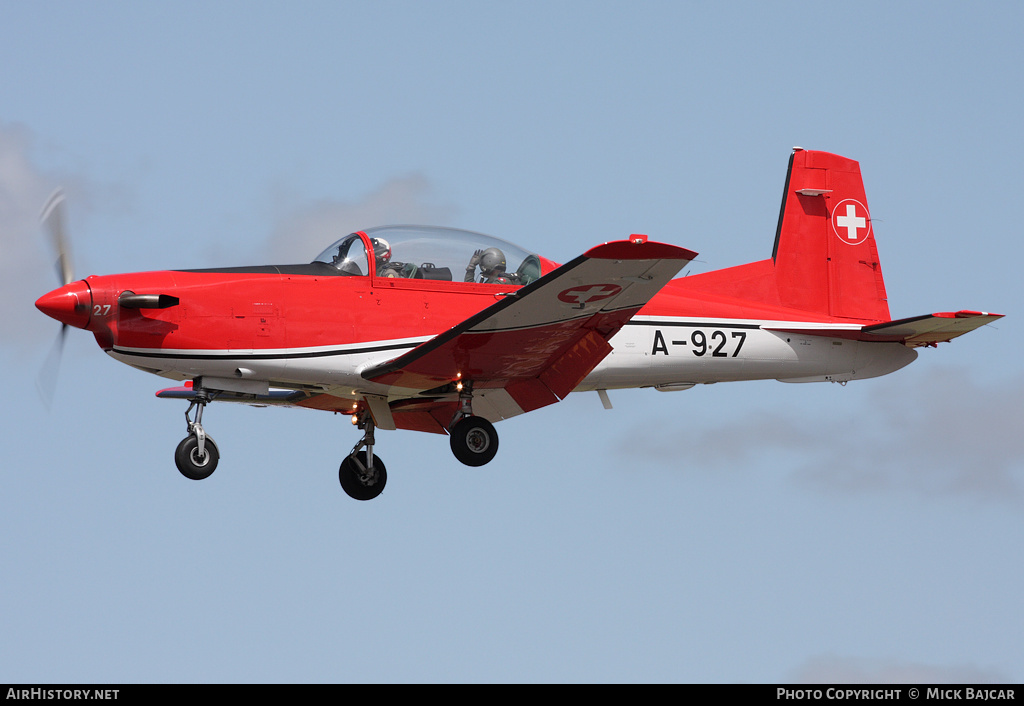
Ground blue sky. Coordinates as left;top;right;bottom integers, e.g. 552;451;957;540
1;1;1021;683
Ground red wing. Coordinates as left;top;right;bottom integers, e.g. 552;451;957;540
362;237;696;414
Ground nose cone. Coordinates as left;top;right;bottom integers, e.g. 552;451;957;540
36;280;92;329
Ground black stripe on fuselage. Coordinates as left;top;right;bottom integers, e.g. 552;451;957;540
624;320;761;330
114;321;760;362
110;340;420;361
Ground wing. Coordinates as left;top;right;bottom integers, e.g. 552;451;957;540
766;310;1003;347
362;236;696;417
156;237;695;433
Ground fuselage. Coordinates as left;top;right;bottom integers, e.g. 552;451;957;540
40;262;917;411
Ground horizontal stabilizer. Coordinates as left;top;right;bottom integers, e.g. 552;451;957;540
861;311;1003;346
767;310;1003;347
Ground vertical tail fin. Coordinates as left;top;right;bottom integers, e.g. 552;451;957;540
773;149;890;321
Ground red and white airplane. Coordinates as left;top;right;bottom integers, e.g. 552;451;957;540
36;149;1001;500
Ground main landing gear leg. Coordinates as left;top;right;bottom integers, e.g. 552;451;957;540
339;412;387;501
448;383;499;467
175;390;220;480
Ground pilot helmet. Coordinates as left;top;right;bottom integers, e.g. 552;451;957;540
479;247;506;277
371;237;391;263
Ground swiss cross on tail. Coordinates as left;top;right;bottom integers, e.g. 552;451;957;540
832;199;871;245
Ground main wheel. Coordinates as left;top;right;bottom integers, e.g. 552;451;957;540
339;451;387;501
450;416;499;467
174;435;220;480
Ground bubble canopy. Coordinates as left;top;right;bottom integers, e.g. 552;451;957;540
313;225;545;285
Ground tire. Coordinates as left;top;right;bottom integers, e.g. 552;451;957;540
174;435;219;480
339;451;387;501
449;416;499;467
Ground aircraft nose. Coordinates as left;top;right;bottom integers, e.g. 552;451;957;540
36;280;92;329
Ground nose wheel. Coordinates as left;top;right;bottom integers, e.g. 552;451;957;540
175;434;219;480
175;393;219;480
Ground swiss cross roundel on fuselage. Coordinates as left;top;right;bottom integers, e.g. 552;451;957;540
831;199;871;245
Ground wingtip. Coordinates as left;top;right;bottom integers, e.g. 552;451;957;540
933;310;1004;319
584;238;697;262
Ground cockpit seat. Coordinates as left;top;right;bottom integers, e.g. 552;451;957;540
516;255;541;285
413;264;452;281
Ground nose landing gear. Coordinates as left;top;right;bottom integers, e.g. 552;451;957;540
175;392;220;480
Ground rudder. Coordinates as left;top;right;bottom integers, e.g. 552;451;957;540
773;149;890;322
